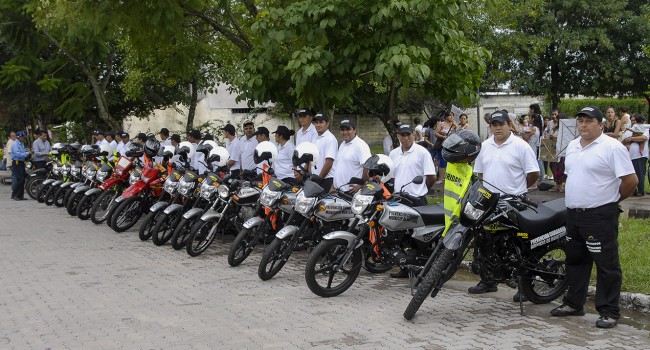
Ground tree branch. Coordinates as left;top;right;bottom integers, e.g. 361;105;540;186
240;0;258;18
221;0;254;51
186;9;252;54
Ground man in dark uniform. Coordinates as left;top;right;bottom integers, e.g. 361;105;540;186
10;131;32;200
550;106;637;329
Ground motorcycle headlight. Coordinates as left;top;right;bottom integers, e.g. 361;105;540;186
86;169;97;179
463;202;485;221
200;182;217;199
129;172;140;185
178;179;195;196
352;194;373;215
62;165;70;176
52;164;60;175
295;190;317;215
259;186;282;207
71;168;80;176
163;177;179;194
218;185;229;199
96;170;109;182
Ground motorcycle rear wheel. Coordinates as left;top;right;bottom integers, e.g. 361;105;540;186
110;196;143;232
361;247;392;273
90;190;116;224
304;239;362;298
27;177;45;200
403;248;455;320
521;243;568;304
258;237;294;281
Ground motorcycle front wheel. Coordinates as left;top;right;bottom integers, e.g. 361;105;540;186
37;182;52;203
521;243;568;304
258;237;294;281
185;219;218;257
66;191;83;216
90;190;116;224
138;210;164;241
62;187;75;208
77;191;100;220
403;248;455;320
170;217;196;250
110;196;143;232
152;212;180;246
227;223;265;267
304;239;362;298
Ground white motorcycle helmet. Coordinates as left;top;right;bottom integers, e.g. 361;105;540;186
196;140;219;156
207;146;230;167
158;145;176;159
254;141;278;164
363;154;394;183
292;142;320;166
99;144;113;157
51;142;62;155
177;141;196;162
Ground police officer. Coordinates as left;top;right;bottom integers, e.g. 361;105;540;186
253;127;272;174
333;119;371;191
240;121;258;172
159;128;172;147
389;124;436;206
296;108;317;145
313;113;338;191
10;131;32;200
550;106;637;329
222;124;242;178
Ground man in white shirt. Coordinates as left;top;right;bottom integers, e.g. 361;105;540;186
550;106;637;329
94;130;109;147
313;113;338;191
468;110;539;299
239;121;258;172
389;124;436;205
296;108;317;145
118;132;130;157
106;132;118;152
253;127;272;175
333;119;371;191
159;128;172;147
115;132;124;156
187;129;207;174
222;124;242;178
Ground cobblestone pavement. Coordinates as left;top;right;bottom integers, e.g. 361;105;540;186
1;185;649;350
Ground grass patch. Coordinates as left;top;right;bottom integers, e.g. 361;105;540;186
613;217;650;294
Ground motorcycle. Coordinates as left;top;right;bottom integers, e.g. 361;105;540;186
26;158;55;200
304;175;446;298
45;158;83;207
402;178;568;320
66;155;112;216
75;161;114;220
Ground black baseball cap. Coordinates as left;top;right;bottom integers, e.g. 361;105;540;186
398;124;413;134
187;129;201;139
298;108;314;117
490;111;509;124
220;124;236;135
253;127;270;137
159;128;170;136
119;132;129;139
575;105;604;120
94;130;105;136
170;134;181;143
136;133;147;142
243;120;254;127
273;125;294;139
340;119;356;128
313;113;329;122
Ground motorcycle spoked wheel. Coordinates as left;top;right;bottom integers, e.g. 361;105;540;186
138;210;164;241
27;177;45;200
403;248;456;320
227;222;268;267
53;186;68;207
520;243;569;304
151;212;181;246
66;191;83;216
185;219;219;257
90;190;116;224
304;239;363;298
37;182;53;203
170;217;196;250
76;192;100;220
110;196;144;233
257;237;295;281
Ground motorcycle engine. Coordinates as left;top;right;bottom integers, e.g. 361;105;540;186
239;206;256;222
381;246;417;266
475;235;518;282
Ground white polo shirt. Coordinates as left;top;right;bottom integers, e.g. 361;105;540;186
565;133;635;209
296;123;317;145
95;139;109;147
389;143;436;197
333;136;372;191
314;130;338;179
225;137;242;171
160;138;172;147
473;132;539;195
191;143;207;174
239;135;259;171
116;141;124;156
108;140;118;151
274;141;296;180
623;129;649;160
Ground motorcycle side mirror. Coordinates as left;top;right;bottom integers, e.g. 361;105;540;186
412;176;424;185
349;177;364;186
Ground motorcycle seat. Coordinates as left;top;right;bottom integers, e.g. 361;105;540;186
515;198;567;237
413;204;445;225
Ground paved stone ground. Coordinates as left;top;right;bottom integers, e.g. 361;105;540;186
1;185;649;350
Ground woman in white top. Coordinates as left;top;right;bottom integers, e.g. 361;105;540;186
458;113;470;130
272;126;296;184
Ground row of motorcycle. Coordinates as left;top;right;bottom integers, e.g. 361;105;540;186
24;132;571;320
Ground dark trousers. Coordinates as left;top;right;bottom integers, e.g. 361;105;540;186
632;157;647;194
564;203;621;319
11;161;26;199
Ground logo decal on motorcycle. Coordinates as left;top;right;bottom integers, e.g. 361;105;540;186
272;180;282;188
478;187;492;199
517;232;528;239
530;227;567;249
387;211;419;224
365;184;375;190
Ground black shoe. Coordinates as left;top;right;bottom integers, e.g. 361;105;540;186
468;282;498;294
390;268;409;278
19;197;27;200
513;291;528;302
635;193;645;197
596;316;618;328
550;304;585;317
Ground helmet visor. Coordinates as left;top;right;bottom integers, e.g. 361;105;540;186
442;133;467;149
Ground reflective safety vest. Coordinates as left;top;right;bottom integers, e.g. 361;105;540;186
442;162;473;233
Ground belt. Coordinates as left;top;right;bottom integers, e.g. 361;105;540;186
568;202;618;213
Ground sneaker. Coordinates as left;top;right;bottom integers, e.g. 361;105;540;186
596;316;618;328
513;291;528;302
550;304;585;317
468;282;498;294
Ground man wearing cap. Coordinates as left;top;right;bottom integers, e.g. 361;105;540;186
170;134;181;148
253;127;272;174
272;125;296;183
296;108;317;145
550;106;637;329
389;124;436;206
622;123;648;196
118;132;131;157
239;121;258;172
115;132;124;155
31;130;51;169
222;124;242;177
313;113;338;190
10;131;32;200
187;129;207;174
333;119;371;191
159;128;172;147
94;130;109;147
468;110;539;299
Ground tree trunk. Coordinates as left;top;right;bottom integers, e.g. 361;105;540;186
186;80;198;132
384;81;400;148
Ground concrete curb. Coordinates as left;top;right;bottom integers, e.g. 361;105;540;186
459;261;650;313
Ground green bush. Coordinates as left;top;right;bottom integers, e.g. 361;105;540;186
558;98;649;117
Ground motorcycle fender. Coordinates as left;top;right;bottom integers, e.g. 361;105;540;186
74;185;91;193
60;182;73;189
70;182;83;189
322;231;363;249
84;188;102;196
163;203;183;215
200;209;223;222
276;225;299;240
51;180;64;187
100;177;121;190
30;169;47;176
242;217;263;229
183;208;205;220
442;222;472;250
43;179;56;185
121;181;147;198
149;202;169;213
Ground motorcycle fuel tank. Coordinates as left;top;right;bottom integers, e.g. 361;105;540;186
379;202;425;231
314;196;354;222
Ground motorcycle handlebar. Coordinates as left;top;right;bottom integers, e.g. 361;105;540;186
518;195;538;208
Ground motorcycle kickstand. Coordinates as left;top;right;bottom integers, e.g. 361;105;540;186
517;276;525;316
